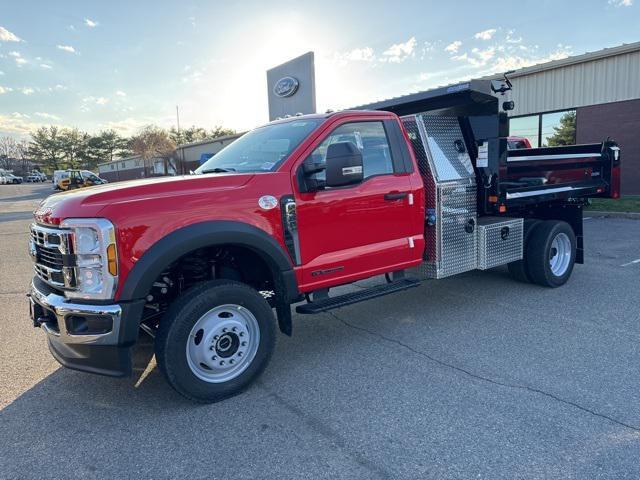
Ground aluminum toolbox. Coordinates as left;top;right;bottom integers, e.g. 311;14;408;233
477;217;523;270
402;114;478;279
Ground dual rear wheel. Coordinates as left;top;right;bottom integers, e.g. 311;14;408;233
508;219;577;287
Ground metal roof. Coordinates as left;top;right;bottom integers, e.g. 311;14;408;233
503;41;640;79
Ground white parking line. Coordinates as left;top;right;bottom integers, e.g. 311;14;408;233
621;258;640;267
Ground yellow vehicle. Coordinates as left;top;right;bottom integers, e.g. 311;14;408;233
57;170;108;191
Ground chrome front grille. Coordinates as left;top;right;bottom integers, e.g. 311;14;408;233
30;224;76;289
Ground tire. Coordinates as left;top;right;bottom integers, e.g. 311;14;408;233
155;280;276;403
526;220;576;288
508;219;542;283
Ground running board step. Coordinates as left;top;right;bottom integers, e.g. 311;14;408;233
295;278;420;315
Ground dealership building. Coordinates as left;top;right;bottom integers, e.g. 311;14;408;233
497;41;640;194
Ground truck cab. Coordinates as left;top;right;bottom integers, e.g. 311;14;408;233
27;80;620;402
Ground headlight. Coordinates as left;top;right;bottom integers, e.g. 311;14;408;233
60;218;118;300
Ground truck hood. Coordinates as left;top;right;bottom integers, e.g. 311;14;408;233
34;174;254;225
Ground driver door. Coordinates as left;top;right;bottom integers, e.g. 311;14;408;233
293;119;423;291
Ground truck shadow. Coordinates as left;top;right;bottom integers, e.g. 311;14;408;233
0;267;525;475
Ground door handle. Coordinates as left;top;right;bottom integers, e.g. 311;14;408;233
384;192;408;201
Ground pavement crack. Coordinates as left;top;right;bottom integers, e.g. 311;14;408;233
258;382;392;479
327;311;640;434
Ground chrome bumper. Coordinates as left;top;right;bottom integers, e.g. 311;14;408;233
29;282;122;345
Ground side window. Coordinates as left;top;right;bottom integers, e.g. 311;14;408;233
309;121;394;183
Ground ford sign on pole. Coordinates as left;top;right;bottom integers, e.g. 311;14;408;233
267;52;316;120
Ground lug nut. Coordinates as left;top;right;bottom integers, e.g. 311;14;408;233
237;352;243;357
219;361;225;366
239;332;245;337
241;341;247;347
229;359;235;365
213;335;219;340
211;356;217;360
210;346;215;351
222;328;227;333
232;327;237;332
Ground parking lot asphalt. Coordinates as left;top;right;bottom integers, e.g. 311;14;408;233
1;182;639;479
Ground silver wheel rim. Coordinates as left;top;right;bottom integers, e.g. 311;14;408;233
186;304;260;383
549;232;571;277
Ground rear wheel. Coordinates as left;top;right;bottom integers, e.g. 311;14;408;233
508;219;542;283
526;220;576;287
155;280;276;403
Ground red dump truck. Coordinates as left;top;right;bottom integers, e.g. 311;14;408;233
28;79;620;402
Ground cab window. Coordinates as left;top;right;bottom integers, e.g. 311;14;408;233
309;121;394;182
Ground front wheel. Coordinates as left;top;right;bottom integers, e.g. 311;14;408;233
526;220;576;287
155;280;276;403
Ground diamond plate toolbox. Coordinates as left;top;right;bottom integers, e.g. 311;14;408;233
477;217;523;270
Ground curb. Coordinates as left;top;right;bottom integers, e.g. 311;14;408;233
586;210;640;220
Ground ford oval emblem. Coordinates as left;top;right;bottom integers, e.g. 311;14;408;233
273;76;299;98
258;195;278;210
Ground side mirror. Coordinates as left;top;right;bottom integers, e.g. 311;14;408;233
325;142;363;187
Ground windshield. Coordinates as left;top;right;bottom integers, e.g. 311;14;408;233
195;119;321;174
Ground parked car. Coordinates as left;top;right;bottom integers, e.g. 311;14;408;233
4;173;23;184
26;174;40;182
56;169;108;191
0;175;6;184
507;136;533;149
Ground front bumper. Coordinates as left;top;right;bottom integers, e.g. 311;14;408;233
28;280;145;377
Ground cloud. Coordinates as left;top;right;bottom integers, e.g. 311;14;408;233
381;37;417;63
115;90;127;97
445;41;462;53
609;0;633;6
333;47;375;65
81;96;109;111
0;26;22;42
0;86;13;94
21;87;35;95
474;28;497;40
0;71;4;75
101;117;145;135
480;44;573;74
48;84;67;92
57;45;76;54
35;112;61;121
506;29;522;44
454;46;497;66
84;18;99;28
40;63;53;69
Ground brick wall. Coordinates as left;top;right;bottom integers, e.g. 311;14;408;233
576;99;640;195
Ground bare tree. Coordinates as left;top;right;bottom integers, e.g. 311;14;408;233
130;125;177;176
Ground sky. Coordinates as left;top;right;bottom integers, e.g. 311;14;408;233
0;0;638;139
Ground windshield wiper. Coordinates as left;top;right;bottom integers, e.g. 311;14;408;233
200;167;237;174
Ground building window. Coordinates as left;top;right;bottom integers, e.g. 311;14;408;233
510;109;576;148
509;115;539;148
541;110;576;146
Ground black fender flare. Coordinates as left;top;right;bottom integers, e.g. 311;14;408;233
118;221;299;339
